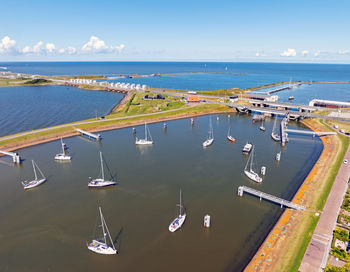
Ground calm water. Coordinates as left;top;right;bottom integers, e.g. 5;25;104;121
276;83;350;104
2;62;350;90
0;85;123;137
0;114;322;272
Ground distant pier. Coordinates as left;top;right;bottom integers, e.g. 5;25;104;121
237;186;305;210
75;128;101;141
0;150;21;163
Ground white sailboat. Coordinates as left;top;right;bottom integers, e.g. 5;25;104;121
87;207;117;255
271;118;281;142
22;160;46;190
135;123;153;145
227;123;236;143
55;138;71;160
203;117;214;147
88;151;117;188
260;119;266;131
169;189;186;232
244;146;262;183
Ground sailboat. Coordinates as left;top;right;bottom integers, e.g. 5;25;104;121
203;117;214;147
55;138;71;160
88;151;117;188
271;118;281;142
22;160;46;189
260;119;266;131
169;189;186;232
87;207;117;255
227;124;236;143
135;123;153;145
244;146;262;183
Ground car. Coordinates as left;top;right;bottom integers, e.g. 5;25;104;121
344;159;348;164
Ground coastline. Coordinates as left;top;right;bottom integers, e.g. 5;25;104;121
244;119;347;271
0;108;234;153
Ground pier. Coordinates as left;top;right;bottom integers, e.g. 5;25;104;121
75;128;102;141
266;83;301;95
285;129;336;137
0;150;21;163
237;186;305;210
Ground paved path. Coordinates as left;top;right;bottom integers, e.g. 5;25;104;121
299;145;350;271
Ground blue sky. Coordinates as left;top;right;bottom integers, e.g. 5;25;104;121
1;0;350;62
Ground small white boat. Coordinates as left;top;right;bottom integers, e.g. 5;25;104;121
135;123;153;145
271;118;281;142
276;152;281;161
191;118;194;125
87;207;117;255
244;146;262;183
288;96;294;100
88;151;117;188
227;124;236;143
169;189;186;232
260;120;266;131
203;117;214;147
204;214;211;228
55;138;71;160
261;166;266;175
22;160;46;190
242;142;252;154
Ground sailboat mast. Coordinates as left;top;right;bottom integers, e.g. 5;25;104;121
100;152;104;180
250;146;254;171
179;189;182;215
99;207;107;245
145;123;147;141
32;160;38;180
102;213;116;251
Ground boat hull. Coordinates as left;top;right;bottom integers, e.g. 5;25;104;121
169;214;186;232
271;133;281;142
55;154;71;160
244;170;262;183
87;240;117;255
242;143;252;154
22;178;47;190
227;136;236;143
203;138;214;147
88;179;117;188
135;139;153;145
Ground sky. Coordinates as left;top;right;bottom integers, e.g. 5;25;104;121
1;0;350;63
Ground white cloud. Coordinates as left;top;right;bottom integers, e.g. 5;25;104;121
82;36;125;54
0;36;16;54
314;50;321;57
45;43;56;53
301;50;309;56
255;52;267;57
339;50;350;55
280;48;297;57
58;46;77;55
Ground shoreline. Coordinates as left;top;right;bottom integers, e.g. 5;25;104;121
0;109;234;153
244;119;345;271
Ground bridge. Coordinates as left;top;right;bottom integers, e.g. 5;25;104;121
237;186;305;210
0;150;21;163
75;128;102;141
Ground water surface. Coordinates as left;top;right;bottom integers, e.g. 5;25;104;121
0;114;322;271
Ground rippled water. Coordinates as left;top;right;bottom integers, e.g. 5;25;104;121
0;114;322;271
0;85;124;137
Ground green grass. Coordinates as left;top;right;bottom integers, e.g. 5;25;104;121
24;78;51;84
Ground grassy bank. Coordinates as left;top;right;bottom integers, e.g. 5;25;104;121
0;103;232;150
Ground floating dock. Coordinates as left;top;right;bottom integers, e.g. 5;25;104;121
0;150;21;163
75;128;101;141
285;129;336;137
237;186;304;210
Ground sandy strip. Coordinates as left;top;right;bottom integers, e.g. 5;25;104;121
244;119;340;272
